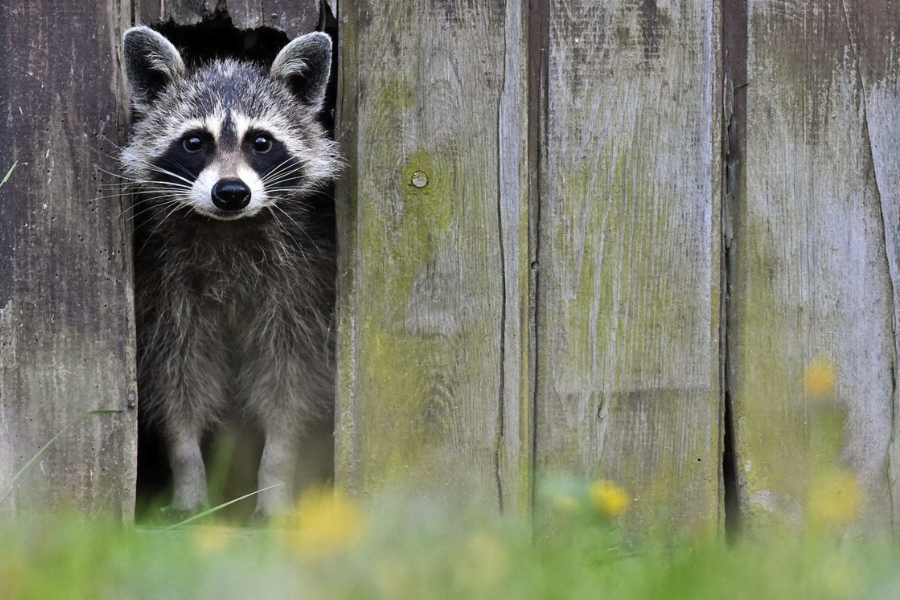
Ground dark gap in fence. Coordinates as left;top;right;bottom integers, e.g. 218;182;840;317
155;12;290;67
722;0;748;543
133;2;338;522
527;0;549;515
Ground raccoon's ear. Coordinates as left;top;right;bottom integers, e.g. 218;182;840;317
123;26;185;110
270;32;332;111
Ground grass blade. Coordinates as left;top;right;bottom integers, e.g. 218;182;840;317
160;483;285;532
0;161;17;189
0;409;122;503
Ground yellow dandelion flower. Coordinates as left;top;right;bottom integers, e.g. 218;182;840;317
808;468;863;527
589;480;629;518
276;487;366;560
804;357;836;398
193;526;233;555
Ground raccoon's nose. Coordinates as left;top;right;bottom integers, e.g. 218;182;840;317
211;179;251;211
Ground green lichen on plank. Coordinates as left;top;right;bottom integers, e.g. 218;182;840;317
347;140;501;493
540;99;720;534
376;78;415;115
731;192;852;532
733;220;805;497
337;0;532;508
355;148;453;306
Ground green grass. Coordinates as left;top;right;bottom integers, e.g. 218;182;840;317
1;480;897;600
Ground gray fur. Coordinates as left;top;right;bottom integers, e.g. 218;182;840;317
121;27;338;516
123;27;186;111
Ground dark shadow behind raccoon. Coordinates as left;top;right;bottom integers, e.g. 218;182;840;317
121;26;339;518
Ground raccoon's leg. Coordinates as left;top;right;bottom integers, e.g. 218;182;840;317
154;312;230;514
168;428;208;512
239;350;309;517
255;422;300;516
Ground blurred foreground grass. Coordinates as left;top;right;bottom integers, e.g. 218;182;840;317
2;476;899;600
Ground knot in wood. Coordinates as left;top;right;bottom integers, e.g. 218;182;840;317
411;171;429;188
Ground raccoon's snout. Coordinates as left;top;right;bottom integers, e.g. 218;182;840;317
211;179;251;211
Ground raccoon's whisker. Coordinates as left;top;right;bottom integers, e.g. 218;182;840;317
133;184;194;194
122;201;175;222
128;194;189;204
132;190;192;199
90;192;135;201
271;203;322;257
128;192;188;206
126;198;185;223
93;193;173;204
266;191;315;209
116;194;185;219
158;155;199;182
262;170;308;187
123;156;196;187
94;166;139;182
131;181;194;191
95;184;190;199
265;187;307;194
262;160;305;185
263;165;305;185
138;202;188;255
95;132;124;151
93;171;191;194
90;140;125;162
263;173;305;189
262;156;304;182
261;157;298;180
262;173;304;192
139;163;196;187
265;206;312;269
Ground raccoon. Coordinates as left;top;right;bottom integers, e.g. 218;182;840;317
121;26;339;517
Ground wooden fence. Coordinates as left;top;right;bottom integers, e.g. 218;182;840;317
0;0;898;536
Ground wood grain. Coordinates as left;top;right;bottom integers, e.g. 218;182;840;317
847;0;900;532
729;0;898;533
335;0;532;510
534;0;723;535
139;0;320;37
0;0;137;517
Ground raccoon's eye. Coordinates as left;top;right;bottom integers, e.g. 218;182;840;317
182;136;204;153
252;135;273;154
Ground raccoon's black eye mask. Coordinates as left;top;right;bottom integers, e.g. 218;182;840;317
151;130;215;183
242;131;298;184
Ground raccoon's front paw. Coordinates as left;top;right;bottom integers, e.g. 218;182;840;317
247;509;273;528
248;502;293;527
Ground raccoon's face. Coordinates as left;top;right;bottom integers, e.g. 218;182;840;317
121;27;337;221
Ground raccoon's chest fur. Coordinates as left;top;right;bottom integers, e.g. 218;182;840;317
148;211;331;328
185;222;277;325
135;208;336;421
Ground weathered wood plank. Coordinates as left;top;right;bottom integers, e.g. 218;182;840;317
729;0;896;532
0;0;137;516
534;0;723;534
138;0;320;37
843;0;900;534
335;0;532;509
